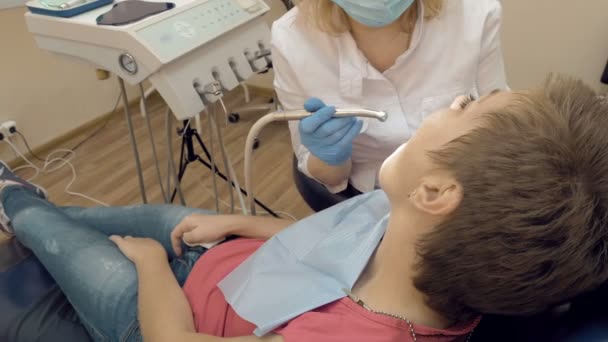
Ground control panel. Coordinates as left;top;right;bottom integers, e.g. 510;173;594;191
136;0;269;63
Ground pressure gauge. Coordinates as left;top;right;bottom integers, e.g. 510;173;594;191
119;53;138;75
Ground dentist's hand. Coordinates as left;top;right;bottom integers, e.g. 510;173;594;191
299;98;363;166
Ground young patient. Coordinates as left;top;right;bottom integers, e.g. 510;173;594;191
1;75;607;342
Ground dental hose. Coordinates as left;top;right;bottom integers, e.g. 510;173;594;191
209;100;248;214
244;108;388;215
218;99;249;214
194;81;274;215
206;108;221;213
139;84;168;203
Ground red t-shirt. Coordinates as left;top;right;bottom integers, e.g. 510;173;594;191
183;239;479;341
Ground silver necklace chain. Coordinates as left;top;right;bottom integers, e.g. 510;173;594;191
344;289;473;342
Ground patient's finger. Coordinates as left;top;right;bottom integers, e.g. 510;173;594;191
171;221;196;256
182;230;206;245
109;236;137;262
109;235;125;250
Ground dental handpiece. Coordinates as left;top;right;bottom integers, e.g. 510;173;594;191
272;109;388;122
244;107;388;216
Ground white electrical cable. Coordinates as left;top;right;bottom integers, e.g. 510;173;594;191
183;118;192;133
216;93;230;126
6;138;41;181
4;138;109;206
213;98;247;214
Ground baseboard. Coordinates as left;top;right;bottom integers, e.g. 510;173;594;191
5;86;272;169
6;95;144;169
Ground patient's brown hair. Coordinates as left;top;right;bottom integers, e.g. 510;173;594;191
414;75;608;323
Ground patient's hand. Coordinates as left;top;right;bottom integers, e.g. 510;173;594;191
171;214;230;256
110;236;167;266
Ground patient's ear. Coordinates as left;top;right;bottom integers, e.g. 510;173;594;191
410;174;462;216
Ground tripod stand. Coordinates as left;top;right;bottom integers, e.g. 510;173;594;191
171;120;277;216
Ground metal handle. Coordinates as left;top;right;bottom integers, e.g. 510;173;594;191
273;109;388;122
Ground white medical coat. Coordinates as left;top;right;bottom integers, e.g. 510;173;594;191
271;0;508;193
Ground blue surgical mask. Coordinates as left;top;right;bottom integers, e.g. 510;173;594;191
332;0;415;28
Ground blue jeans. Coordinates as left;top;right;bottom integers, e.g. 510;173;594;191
3;186;212;342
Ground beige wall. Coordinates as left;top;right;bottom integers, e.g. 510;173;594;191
0;1;287;163
1;0;606;162
0;6;139;162
502;0;608;91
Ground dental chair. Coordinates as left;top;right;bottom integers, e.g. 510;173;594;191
473;287;608;342
0;237;92;342
3;234;608;342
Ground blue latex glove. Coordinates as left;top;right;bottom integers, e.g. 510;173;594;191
299;98;363;166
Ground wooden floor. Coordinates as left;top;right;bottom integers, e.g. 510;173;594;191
2;89;313;240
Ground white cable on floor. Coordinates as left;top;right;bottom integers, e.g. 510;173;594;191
5;138;41;181
4;138;109;206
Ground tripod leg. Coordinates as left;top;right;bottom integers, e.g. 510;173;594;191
185;120;279;217
192;126;230;180
170;159;189;203
170;136;189;203
194;131;214;166
170;162;190;202
167;110;186;205
193;156;278;217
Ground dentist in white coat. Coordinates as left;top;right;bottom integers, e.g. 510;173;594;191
272;0;507;198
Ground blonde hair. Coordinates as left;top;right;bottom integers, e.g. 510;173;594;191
293;0;444;34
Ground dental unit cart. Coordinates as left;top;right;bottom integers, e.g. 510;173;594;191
25;0;272;205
